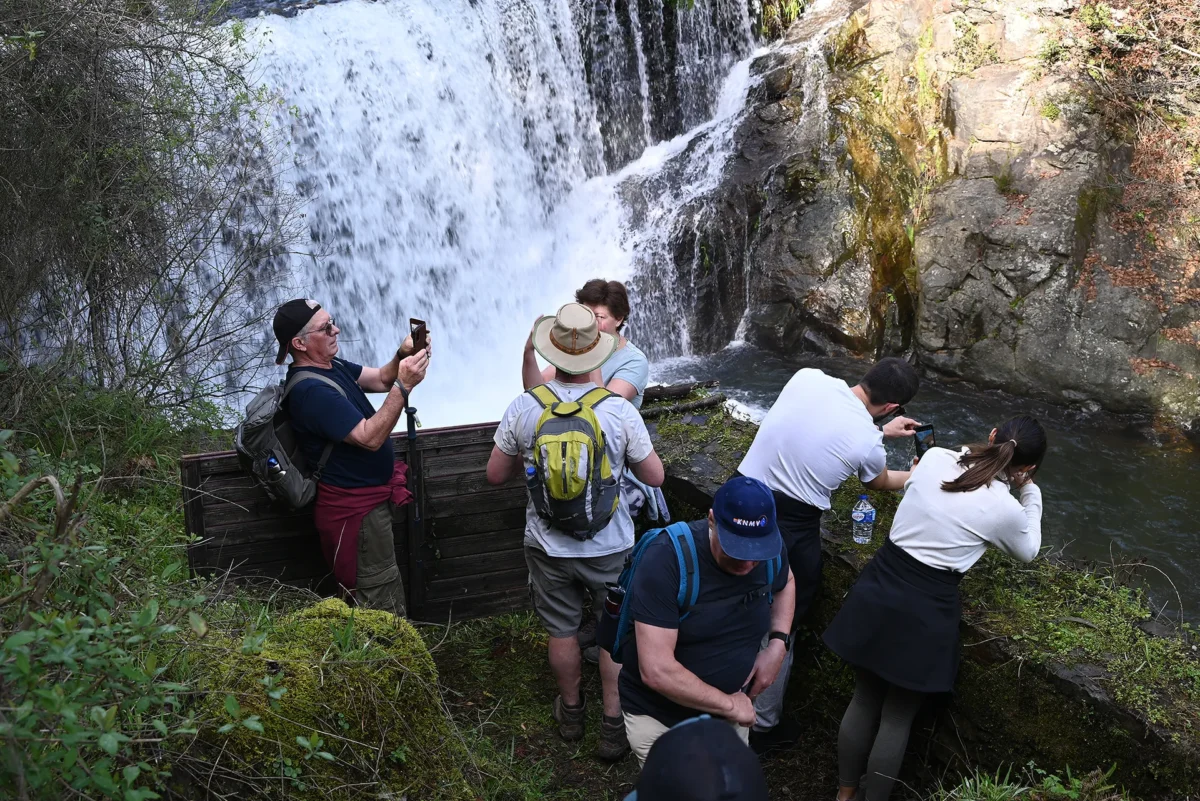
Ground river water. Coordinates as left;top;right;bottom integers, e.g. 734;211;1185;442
654;345;1200;622
236;0;1198;618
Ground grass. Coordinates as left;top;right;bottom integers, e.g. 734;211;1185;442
420;612;640;801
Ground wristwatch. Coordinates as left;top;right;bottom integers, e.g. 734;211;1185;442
768;631;793;649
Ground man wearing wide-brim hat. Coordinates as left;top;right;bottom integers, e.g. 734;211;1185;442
487;302;666;762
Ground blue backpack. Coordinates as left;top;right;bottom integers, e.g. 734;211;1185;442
605;521;783;664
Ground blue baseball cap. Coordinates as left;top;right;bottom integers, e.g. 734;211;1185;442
712;476;781;562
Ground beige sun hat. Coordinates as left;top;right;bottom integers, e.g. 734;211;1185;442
532;302;618;376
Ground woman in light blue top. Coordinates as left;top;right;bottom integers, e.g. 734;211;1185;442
523;279;650;408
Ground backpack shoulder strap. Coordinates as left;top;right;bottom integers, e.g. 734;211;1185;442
577;387;616;409
281;371;345;481
527;384;560;409
765;553;782;605
662;521;701;617
283;370;347;400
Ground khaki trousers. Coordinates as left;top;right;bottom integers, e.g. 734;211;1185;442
624;712;749;766
354;501;406;617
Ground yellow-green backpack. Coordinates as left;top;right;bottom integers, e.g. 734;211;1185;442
527;384;620;540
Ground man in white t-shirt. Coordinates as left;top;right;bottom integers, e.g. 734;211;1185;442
487;303;665;762
736;358;922;754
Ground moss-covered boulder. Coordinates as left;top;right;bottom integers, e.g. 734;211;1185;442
195;598;473;800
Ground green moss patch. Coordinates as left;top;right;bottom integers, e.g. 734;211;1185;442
193;598;474;800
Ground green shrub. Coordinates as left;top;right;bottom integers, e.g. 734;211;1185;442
0;430;207;801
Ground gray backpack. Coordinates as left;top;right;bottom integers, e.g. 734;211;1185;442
234;371;346;509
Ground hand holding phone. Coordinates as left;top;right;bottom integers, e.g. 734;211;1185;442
913;424;936;458
409;318;428;354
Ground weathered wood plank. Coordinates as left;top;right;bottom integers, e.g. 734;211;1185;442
414;586;529;624
420;447;496;479
426;487;526;517
428;548;525;580
432;529;525;560
201;498;313;528
425;566;529;600
427;507;528;539
425;471;520;499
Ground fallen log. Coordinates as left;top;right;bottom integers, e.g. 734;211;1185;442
640;393;727;420
643;380;720;403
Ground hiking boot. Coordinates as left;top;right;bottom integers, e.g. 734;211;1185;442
578;618;597;649
552;694;586;742
749;716;802;757
582;644;600;665
597;714;629;761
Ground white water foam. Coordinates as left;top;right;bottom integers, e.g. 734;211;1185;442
246;0;758;426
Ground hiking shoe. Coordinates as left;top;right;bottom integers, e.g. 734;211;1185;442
552;694;586;742
749;716;802;757
582;644;600;665
597;713;630;761
578;618;597;649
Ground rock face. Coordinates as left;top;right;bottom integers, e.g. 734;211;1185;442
684;0;1200;431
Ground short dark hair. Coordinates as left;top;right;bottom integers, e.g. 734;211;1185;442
575;279;631;329
860;357;920;406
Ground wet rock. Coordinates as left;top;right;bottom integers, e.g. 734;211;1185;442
762;66;794;100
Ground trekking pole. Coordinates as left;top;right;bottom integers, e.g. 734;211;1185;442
399;385;420;522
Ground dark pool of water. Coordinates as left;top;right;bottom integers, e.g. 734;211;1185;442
652;344;1200;621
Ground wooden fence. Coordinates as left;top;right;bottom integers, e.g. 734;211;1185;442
181;423;530;623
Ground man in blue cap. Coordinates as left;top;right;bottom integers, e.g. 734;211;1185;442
618;476;796;765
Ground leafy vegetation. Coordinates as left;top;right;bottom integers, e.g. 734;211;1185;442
934;764;1129;801
953;17;1001;74
0;389;480;800
0;0;302;412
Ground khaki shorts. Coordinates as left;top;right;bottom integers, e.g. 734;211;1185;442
624;712;749;766
524;545;629;639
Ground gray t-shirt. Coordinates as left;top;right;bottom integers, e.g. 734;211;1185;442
601;341;650;409
494;380;654;557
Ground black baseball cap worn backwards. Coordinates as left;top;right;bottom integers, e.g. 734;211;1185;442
273;298;322;365
711;476;781;562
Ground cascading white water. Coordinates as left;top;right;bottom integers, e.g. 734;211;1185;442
247;0;756;426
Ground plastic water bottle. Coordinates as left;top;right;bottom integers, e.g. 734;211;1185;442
267;456;286;478
525;465;539;492
851;494;875;545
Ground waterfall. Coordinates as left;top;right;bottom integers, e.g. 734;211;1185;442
244;0;755;426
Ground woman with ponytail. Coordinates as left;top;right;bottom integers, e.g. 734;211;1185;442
823;416;1047;801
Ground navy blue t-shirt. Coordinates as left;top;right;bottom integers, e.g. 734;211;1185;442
618;521;789;727
286;358;395;489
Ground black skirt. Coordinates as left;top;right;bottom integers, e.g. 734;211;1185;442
822;538;964;694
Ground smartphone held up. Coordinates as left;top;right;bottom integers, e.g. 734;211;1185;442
409;318;428;355
913;424;936;458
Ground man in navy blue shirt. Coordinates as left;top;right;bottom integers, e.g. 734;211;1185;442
273;299;429;615
619;477;796;765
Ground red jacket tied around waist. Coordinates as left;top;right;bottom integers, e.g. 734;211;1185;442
313;460;412;590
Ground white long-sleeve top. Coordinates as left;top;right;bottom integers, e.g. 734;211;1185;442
888;446;1043;572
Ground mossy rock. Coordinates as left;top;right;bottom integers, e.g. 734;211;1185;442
195;598;474;800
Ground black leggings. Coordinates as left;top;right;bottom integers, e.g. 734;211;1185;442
838;670;925;801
